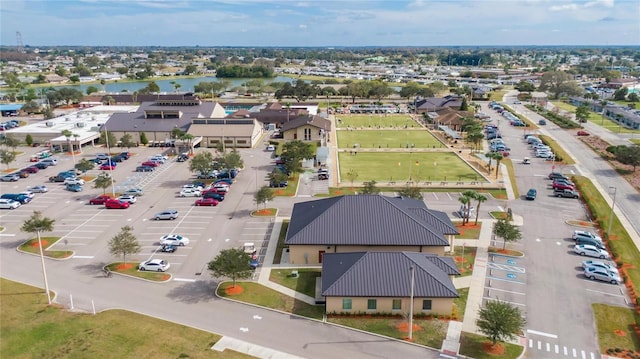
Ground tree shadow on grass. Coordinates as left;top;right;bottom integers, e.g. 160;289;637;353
166;280;219;304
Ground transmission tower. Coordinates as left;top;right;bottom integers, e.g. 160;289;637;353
16;31;25;53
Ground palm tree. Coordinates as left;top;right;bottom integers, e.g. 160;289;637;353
474;193;487;225
458;195;470;225
180;133;195;155
493;152;504;179
21;211;56;304
61;129;73;154
462;190;478;225
73;133;81;154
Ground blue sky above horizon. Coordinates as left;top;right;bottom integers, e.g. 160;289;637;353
1;0;639;47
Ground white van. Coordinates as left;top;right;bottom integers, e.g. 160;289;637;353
266;145;276;152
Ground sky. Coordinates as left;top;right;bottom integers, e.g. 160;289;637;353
1;0;639;47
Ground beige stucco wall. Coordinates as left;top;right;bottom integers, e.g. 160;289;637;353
288;245;445;265
283;125;324;142
325;297;453;316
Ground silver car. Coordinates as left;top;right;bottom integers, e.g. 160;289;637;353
28;185;49;193
154;210;179;220
582;260;619;275
139;259;170;272
118;194;137;204
574;244;610;259
583;267;621;284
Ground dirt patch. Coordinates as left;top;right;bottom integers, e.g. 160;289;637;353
579;136;640;191
225;285;244;295
30;240;49;248
396;322;421;333
117;263;134;270
614;329;627;336
482;342;505;356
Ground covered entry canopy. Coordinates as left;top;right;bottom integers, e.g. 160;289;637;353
438;125;462;140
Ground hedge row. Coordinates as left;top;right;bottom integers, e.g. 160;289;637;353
525;104;580;129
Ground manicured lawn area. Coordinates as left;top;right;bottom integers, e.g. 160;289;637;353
453;288;469;320
552;101;640;134
18;237;73;259
0;278;250;359
273;220;289;264
338;152;484;183
335;114;417;128
327;316;448;349
592;303;640;354
272;175;299;196
630;139;640;145
454;222;482;239
269;268;321;298
337;130;444;149
217;282;324;320
446;246;477;277
459;332;524;359
502;158;520;198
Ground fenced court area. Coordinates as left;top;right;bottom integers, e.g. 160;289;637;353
338;152;485;183
337;130;445;149
335;114;418;128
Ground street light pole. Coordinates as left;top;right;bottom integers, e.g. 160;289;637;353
36;229;51;304
607;186;617;238
103;124;116;197
408;265;415;341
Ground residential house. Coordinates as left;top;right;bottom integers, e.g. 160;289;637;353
285;195;458;265
322;251;459;315
280;115;331;143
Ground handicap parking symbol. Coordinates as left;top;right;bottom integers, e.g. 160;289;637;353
506;273;517;279
506;259;516;265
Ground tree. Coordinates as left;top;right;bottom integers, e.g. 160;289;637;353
515;80;536;93
139;132;149;145
99;130;117;146
345;168;359;188
189;151;214;176
494;219;522;249
171;127;185;140
397;185;422;200
474;193;487;225
458;195;471;225
0;149;16;169
613;87;628;101
61;129;73;153
459;97;468;111
361;180;380;194
280;140;314;174
3;135;20;150
575;104;590;123
216;149;244;170
86;86;99;95
492;152;504;179
119;133;135;149
615;145;640;172
208;248;253;288
476;300;526;346
628;93;639;103
254;186;274;209
75;159;95;173
179;133;195;155
538;71;582;99
25;134;34;147
108;225;141;264
93;173;115;195
21;211;56;304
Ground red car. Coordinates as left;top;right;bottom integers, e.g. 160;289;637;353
201;188;223;196
577;130;590;136
194;198;219;207
22;166;39;173
89;195;113;205
100;164;116;170
141;161;159;167
552;182;575;191
104;199;129;209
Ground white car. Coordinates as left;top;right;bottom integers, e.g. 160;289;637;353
139;259;170;272
118;194;137;204
212;184;230;192
154;154;169;160
160;234;190;246
64;177;85;186
28;185;48;193
574;244;610;259
18;191;35;199
123;188;144;196
149;156;165;164
583;267;621;284
0;198;21;209
581;260;619;274
179;188;202;197
183;183;204;190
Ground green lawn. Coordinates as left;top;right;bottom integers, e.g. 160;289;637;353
539;134;576;165
269;268;321;298
592;303;640;354
629;139;640;145
335;114;417;128
273;220;289;264
338;152;485;183
552;101;640;134
446;246;477;277
337;130;444;149
0;278;251;359
18;237;73;259
453;288;469;320
459;332;524;359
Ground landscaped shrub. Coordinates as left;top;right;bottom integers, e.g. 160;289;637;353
526;104;580;129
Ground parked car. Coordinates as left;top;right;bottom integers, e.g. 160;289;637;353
89;195;114;205
577;130;590;136
548;172;569;181
141;161;159;167
213;178;233;186
583;267;621;284
28;185;48;193
95;153;110;160
100;164;116;170
1;174;19;182
552;182;575;191
104;199;130;209
149;156;165;164
22;166;39;174
64;177;85;186
553;178;575;187
582;260;619;274
576;237;606;250
212;183;230;192
270;180;288;188
525;188;537;200
18;190;35;199
572;230;603;243
123;188;144;196
554;189;579;198
118;194;137;204
160;234;190;246
139;259;170;272
41;158;57;166
183;183;204;190
538;119;546;125
195;198;219;206
249;257;260;270
203;192;225;201
135;165;154;172
33;162;50;169
154;210;179;220
0;198;21;209
159;244;177;253
179;188;202;197
574;244;610;259
65;184;83;192
1;193;31;204
177;154;189;162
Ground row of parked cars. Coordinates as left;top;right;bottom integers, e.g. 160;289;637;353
525;134;556;160
571;230;620;284
0;119;20;131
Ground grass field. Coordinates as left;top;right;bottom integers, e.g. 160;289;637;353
269;268;321;298
338;152;484;183
0;278;251;359
335;114;417;128
552;101;640;134
592;303;640;353
337;130;444;149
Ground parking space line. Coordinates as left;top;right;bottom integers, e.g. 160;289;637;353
526;329;558;338
486;287;525;295
585;288;625;298
483;297;526;306
485;276;526;284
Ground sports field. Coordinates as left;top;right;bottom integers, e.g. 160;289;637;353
335;114;418;128
338;152;484;183
337;130;445;149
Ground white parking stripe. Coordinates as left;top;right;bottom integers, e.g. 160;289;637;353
581;350;586;359
555;344;559;353
528;339;533;348
564;346;568;355
573;348;577;357
546;342;550;352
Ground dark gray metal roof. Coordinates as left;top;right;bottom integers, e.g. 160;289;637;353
408;208;459;235
322;252;459;298
286;195;452;246
104;101;218;133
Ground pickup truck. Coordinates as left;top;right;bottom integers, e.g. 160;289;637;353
554;189;579;198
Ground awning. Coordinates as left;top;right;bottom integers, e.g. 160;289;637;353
438;125;462;139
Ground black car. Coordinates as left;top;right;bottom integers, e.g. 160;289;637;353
34;162;50;169
203;192;225;201
548;172;568;181
270;180;288;188
177;154;189;162
160;244;177;253
525;188;537;200
88;158;103;164
119;152;130;160
110;156;124;163
135;166;154;172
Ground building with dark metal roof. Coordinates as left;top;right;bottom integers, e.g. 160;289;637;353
322;251;459;315
285;195;458;264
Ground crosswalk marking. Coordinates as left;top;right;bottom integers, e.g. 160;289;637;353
527;339;597;358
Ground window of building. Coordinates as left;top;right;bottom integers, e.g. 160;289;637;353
237;140;247;144
422;299;432;311
392;299;402;310
367;299;377;310
342;298;352;310
304;128;311;141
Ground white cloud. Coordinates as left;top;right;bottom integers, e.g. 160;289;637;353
549;3;578;11
299;24;307;29
585;0;615;8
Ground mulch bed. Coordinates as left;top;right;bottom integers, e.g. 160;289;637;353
225;285;244;295
482;342;505;356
